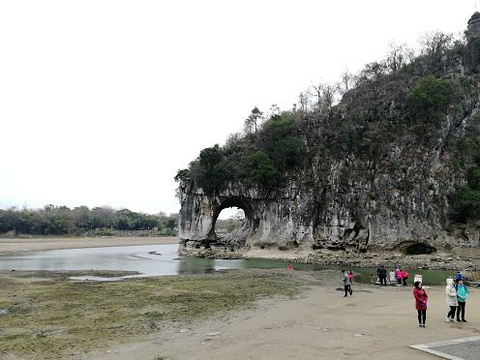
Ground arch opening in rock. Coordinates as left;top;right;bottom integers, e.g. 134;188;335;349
210;198;254;247
215;207;246;238
404;242;437;255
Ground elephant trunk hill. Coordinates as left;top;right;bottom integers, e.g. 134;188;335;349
176;13;480;269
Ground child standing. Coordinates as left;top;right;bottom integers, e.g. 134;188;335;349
341;270;353;297
389;270;396;285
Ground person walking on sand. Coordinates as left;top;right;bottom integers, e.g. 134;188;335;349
455;278;469;322
445;278;458;322
342;270;352;297
348;270;354;290
413;281;428;328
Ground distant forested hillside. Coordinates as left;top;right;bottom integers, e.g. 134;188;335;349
0;205;178;236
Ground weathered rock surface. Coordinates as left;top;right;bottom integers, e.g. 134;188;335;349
177;138;480;267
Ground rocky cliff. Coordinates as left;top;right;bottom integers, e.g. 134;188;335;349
176;15;480;263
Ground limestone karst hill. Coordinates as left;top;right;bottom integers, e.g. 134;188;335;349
175;13;480;262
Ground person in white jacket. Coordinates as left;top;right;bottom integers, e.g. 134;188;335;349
445;278;458;322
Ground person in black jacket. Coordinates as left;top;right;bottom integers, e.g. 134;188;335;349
377;265;387;285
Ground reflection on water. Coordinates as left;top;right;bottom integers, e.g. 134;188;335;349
0;244;453;284
0;244;181;277
0;244;250;280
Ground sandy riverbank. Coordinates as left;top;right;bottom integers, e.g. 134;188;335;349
0;236;179;255
85;280;480;360
2;237;480;359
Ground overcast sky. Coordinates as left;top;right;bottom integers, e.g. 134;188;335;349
0;0;478;215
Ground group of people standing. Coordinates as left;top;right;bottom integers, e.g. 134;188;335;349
445;277;470;323
412;276;470;328
342;267;472;328
376;265;409;286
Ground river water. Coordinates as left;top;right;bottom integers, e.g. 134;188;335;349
0;244;243;279
0;244;453;284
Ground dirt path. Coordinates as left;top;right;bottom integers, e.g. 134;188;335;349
0;236;179;255
84;282;479;360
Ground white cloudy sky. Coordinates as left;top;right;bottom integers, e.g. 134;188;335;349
0;0;478;215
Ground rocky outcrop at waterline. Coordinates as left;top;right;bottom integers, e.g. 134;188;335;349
176;13;480;264
176;166;480;267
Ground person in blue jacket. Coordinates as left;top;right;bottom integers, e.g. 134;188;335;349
455;278;469;322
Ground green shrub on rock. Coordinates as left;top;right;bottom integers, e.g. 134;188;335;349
449;166;480;222
406;75;452;124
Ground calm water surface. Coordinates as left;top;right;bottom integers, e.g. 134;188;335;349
0;244;245;279
0;244;453;284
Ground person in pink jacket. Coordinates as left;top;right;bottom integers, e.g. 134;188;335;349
395;268;402;286
413;281;428;328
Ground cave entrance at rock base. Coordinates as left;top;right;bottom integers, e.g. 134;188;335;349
214;207;246;238
404;242;437;255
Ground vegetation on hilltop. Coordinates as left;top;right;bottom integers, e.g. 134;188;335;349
175;111;305;192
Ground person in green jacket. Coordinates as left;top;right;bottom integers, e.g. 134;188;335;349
455;279;469;322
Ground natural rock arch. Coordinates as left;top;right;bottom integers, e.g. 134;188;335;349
177;181;315;255
177;174;458;258
210;198;255;245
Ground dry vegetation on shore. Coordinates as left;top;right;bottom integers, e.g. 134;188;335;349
0;269;314;359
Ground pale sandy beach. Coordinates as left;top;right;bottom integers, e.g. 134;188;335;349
0;236;178;256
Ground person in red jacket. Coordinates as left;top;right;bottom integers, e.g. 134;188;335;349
402;270;409;286
413;281;428;327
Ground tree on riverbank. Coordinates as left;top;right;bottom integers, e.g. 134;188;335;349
0;205;178;236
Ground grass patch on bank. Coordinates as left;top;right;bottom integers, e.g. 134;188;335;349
0;269;311;359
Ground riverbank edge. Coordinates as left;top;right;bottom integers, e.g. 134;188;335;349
1;236;478;272
179;245;480;271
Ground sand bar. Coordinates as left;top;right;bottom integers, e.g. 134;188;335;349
0;236;179;256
